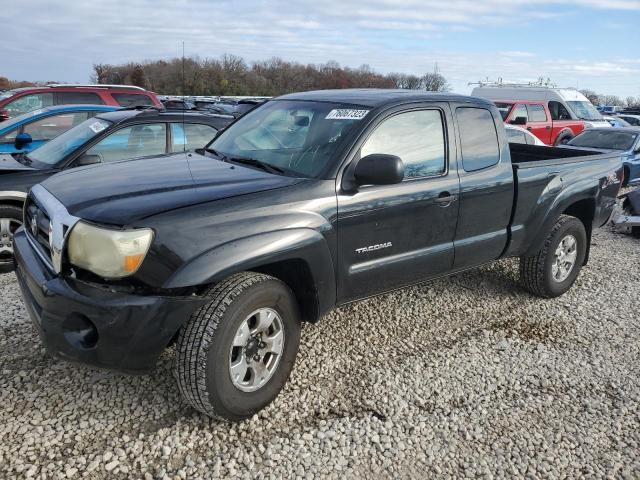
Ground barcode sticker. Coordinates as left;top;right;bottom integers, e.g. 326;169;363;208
325;109;369;120
89;121;107;134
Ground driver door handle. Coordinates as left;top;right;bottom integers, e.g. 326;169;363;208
435;192;457;206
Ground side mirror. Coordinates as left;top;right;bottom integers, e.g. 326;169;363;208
75;154;102;166
14;133;33;150
510;116;527;126
354;154;404;186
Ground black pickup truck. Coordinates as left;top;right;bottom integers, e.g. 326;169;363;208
13;90;622;422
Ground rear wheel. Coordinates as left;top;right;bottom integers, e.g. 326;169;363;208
0;205;23;274
175;272;301;421
554;131;574;145
519;215;587;298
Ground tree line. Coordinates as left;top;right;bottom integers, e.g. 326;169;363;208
90;55;450;96
579;89;640;108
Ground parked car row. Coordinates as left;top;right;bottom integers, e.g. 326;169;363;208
0;87;624;422
472;84;611;146
159;95;268;118
0;84;163;122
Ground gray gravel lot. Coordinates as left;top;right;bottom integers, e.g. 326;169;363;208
1;225;639;479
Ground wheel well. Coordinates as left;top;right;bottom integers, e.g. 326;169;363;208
563;199;594;264
253;259;319;323
554;129;573;145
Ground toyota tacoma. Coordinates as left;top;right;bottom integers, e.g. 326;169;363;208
13;89;622;421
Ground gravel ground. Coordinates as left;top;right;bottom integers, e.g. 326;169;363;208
1;224;639;479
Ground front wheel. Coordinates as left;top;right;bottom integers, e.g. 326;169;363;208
0;205;23;274
175;272;301;421
519;215;587;298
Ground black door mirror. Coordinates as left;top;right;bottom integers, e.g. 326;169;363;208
14;133;33;150
354;154;404;186
75;154;102;166
510;116;527;126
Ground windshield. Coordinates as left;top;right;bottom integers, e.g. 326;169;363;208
566;101;603;121
29;118;112;165
206;100;367;178
0;108;48;131
494;102;513;121
568;130;637;151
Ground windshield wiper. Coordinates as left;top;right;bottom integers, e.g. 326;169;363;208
205;148;229;162
228;156;286;175
12;152;32;165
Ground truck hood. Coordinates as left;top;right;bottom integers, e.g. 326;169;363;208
0;154;37;173
40;153;305;225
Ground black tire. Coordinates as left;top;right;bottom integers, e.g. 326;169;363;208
175;272;301;421
554;131;573;146
622;166;630;187
0;204;23;274
519;215;587;298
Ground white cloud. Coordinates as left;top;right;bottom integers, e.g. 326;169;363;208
1;0;638;96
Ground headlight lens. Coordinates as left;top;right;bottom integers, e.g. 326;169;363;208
67;222;154;279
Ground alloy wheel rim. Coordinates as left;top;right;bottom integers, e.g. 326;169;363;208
0;218;22;264
552;234;578;283
229;307;285;392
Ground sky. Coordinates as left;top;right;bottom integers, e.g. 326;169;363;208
2;0;639;97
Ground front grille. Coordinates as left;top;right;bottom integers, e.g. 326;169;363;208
24;197;54;268
24;185;81;274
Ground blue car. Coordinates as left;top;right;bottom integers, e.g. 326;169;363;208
564;127;640;186
0;104;118;154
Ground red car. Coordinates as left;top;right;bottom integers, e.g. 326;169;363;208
494;100;585;146
0;84;162;122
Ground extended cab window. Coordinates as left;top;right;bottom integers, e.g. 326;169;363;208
527;104;547;122
361;110;445;179
85;123;167;163
457;107;500;172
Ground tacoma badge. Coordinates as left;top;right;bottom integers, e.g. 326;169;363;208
355;242;392;254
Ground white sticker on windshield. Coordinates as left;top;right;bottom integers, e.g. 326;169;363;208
89;121;107;134
325;109;369;120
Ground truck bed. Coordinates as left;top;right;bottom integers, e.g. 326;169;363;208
509;143;604;165
505;143;622;257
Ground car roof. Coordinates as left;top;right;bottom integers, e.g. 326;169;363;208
4;85;148;94
276;89;491;108
93;108;233;123
0;105;118;132
577;127;640;133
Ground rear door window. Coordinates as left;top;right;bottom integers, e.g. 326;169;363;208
23;112;90;140
170;123;218;152
112;93;154;107
55;92;104;105
527;104;547;122
456;107;500;172
85;123;167;162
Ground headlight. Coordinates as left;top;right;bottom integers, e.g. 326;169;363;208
67;222;154;279
583;121;593;129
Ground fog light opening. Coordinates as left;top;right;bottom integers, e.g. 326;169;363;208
63;313;99;349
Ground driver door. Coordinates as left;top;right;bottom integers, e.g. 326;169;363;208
336;104;460;302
